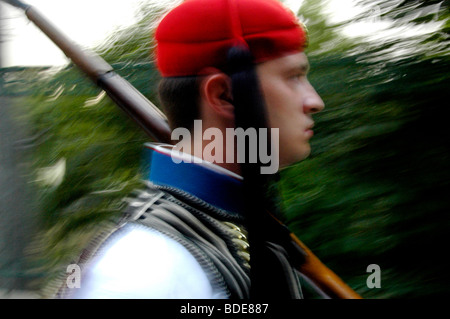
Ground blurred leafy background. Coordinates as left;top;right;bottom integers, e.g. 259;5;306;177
0;0;449;298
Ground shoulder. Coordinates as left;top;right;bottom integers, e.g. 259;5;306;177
71;223;224;299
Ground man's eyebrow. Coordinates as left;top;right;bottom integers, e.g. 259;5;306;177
285;62;310;74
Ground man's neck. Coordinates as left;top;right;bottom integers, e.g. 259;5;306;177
175;137;242;176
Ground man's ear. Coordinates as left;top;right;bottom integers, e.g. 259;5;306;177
201;73;234;120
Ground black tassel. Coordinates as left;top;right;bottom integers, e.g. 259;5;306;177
227;45;301;299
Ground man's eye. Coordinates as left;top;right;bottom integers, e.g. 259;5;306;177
290;73;306;81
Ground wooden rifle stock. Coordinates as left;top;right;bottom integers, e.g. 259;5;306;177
4;0;361;299
290;233;362;299
267;212;362;299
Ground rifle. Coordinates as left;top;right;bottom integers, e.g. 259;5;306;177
2;0;361;299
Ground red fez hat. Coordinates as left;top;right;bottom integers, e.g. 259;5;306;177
155;0;307;77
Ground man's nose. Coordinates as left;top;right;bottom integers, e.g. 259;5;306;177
303;82;325;114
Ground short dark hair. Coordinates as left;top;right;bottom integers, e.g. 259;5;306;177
158;46;266;133
158;76;201;131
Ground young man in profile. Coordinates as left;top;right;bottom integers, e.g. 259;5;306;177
54;0;326;299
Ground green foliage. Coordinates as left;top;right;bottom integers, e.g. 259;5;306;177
278;0;450;298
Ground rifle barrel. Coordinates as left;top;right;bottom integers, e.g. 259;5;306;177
97;73;171;143
5;0;172;143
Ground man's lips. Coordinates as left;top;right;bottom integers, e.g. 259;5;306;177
305;123;314;137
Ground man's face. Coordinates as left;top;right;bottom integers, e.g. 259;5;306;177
256;52;324;167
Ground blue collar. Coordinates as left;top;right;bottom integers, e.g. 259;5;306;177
142;143;244;215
